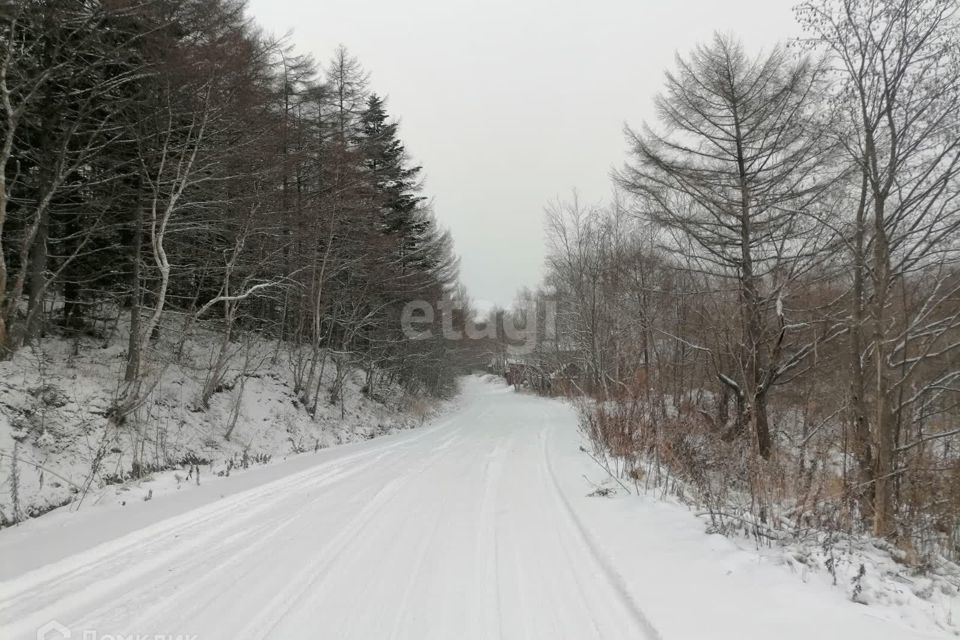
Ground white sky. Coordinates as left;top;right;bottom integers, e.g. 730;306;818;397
246;0;802;308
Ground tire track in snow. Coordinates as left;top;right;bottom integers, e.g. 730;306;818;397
384;489;448;640
475;432;509;640
232;426;467;640
71;508;304;633
72;458;379;635
126;425;466;638
2;451;387;637
1;419;458;637
539;420;664;640
383;409;498;640
233;478;403;639
537;454;606;638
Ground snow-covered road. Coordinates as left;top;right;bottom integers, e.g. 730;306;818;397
0;377;946;639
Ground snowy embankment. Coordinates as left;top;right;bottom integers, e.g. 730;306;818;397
0;376;952;639
0;323;436;524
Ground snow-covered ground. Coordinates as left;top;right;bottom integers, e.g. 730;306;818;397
0;376;954;639
0;324;432;522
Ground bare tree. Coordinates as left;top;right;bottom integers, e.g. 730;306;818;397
798;0;960;537
618;34;839;458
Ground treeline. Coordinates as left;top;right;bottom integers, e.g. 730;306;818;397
0;0;462;415
520;0;960;555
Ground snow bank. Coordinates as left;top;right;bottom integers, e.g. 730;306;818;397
550;417;960;636
0;322;439;524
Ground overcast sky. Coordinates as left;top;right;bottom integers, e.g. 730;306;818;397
246;0;802;308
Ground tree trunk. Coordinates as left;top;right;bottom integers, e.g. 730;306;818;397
849;170;874;523
732;98;771;459
25;206;49;341
124;190;143;383
871;196;895;539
